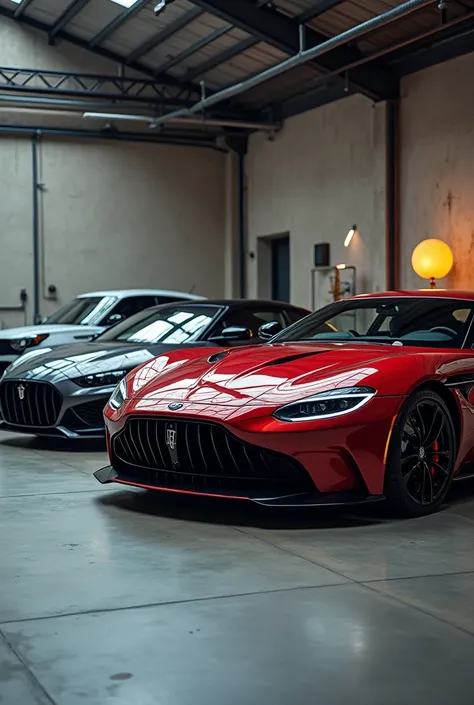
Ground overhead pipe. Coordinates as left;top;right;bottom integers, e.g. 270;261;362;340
0;101;279;133
147;0;436;127
31;132;41;324
386;101;400;290
0;124;223;150
238;152;246;298
280;7;474;103
82;111;279;132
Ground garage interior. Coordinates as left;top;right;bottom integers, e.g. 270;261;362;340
2;0;474;703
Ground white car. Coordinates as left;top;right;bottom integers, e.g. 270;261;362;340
0;289;205;374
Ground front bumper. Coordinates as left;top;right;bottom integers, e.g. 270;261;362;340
97;394;405;501
0;377;113;438
94;464;385;507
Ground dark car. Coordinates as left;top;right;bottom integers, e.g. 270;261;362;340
0;299;309;439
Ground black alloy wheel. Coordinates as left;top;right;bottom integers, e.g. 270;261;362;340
385;390;456;517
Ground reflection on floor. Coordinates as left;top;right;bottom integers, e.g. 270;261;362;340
1;430;474;704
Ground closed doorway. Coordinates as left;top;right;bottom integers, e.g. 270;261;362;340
271;235;290;302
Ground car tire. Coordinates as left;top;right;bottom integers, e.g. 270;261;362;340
384;389;456;518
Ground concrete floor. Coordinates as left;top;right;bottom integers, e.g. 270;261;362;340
2;432;474;705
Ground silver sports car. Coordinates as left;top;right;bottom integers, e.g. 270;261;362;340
0;299;309;439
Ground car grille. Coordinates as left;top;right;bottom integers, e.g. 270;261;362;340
112;417;313;497
0;381;62;427
65;399;106;429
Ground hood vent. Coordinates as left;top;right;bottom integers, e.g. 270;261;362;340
207;351;230;364
261;351;329;367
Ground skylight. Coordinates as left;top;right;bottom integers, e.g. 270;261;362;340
109;0;139;7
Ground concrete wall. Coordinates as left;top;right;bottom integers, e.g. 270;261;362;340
400;52;474;291
246;95;386;309
0;21;226;327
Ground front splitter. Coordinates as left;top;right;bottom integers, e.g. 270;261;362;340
94;465;384;507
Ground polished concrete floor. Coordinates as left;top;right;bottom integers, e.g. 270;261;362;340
2;431;474;705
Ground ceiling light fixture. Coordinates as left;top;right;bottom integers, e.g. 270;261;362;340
344;225;357;248
154;0;176;15
110;0;139;8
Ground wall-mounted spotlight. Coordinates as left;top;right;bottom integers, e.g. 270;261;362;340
344;225;357;248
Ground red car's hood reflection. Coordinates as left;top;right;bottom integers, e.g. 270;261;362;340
129;343;404;409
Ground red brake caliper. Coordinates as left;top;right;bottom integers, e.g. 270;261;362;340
431;440;439;477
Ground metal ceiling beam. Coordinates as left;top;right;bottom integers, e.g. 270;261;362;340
49;0;91;45
272;81;349;120
126;7;202;63
190;0;397;100
183;36;258;81
0;6;201;94
391;16;474;75
150;0;433;127
13;0;35;19
155;24;232;75
298;1;346;24
89;0;148;49
0;123;222;149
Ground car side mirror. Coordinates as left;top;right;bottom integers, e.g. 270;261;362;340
104;313;124;327
258;321;282;340
209;326;253;344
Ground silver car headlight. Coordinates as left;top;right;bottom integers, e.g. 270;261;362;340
109;378;128;410
74;369;131;388
10;333;50;352
273;387;376;422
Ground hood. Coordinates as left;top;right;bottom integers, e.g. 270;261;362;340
3;340;212;385
128;342;417;408
0;323;104;340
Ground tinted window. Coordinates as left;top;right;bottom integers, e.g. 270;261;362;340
46;296;117;325
104;296;158;324
284;307;309;325
216;308;287;337
97;304;223;345
274;297;473;349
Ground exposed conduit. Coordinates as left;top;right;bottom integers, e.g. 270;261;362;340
147;0;436;128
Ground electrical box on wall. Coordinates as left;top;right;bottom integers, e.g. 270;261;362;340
314;243;330;267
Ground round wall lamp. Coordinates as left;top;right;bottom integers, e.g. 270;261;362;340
411;238;453;289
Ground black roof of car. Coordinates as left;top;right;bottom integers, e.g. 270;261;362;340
150;299;309;310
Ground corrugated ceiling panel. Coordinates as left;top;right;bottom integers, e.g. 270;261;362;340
22;0;70;24
201;41;296;91
140;11;230;66
61;0;131;42
102;0;195;57
155;29;250;79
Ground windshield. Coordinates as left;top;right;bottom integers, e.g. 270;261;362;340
46;296;117;326
96;304;223;345
273;297;474;349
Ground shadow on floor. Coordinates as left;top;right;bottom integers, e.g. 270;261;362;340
0;434;106;453
96;488;391;530
96;477;474;531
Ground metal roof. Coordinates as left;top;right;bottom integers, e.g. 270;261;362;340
0;0;473;145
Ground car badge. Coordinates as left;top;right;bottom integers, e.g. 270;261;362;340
166;427;177;451
168;402;184;411
17;384;25;401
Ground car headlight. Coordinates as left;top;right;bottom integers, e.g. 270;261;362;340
273;386;376;422
73;369;131;388
10;334;49;353
109;378;128;410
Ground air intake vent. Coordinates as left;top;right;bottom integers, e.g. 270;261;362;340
208;351;229;364
262;351;328;367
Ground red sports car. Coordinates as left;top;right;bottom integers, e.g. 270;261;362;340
95;291;474;517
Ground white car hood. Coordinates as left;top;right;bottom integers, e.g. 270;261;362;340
0;324;103;340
